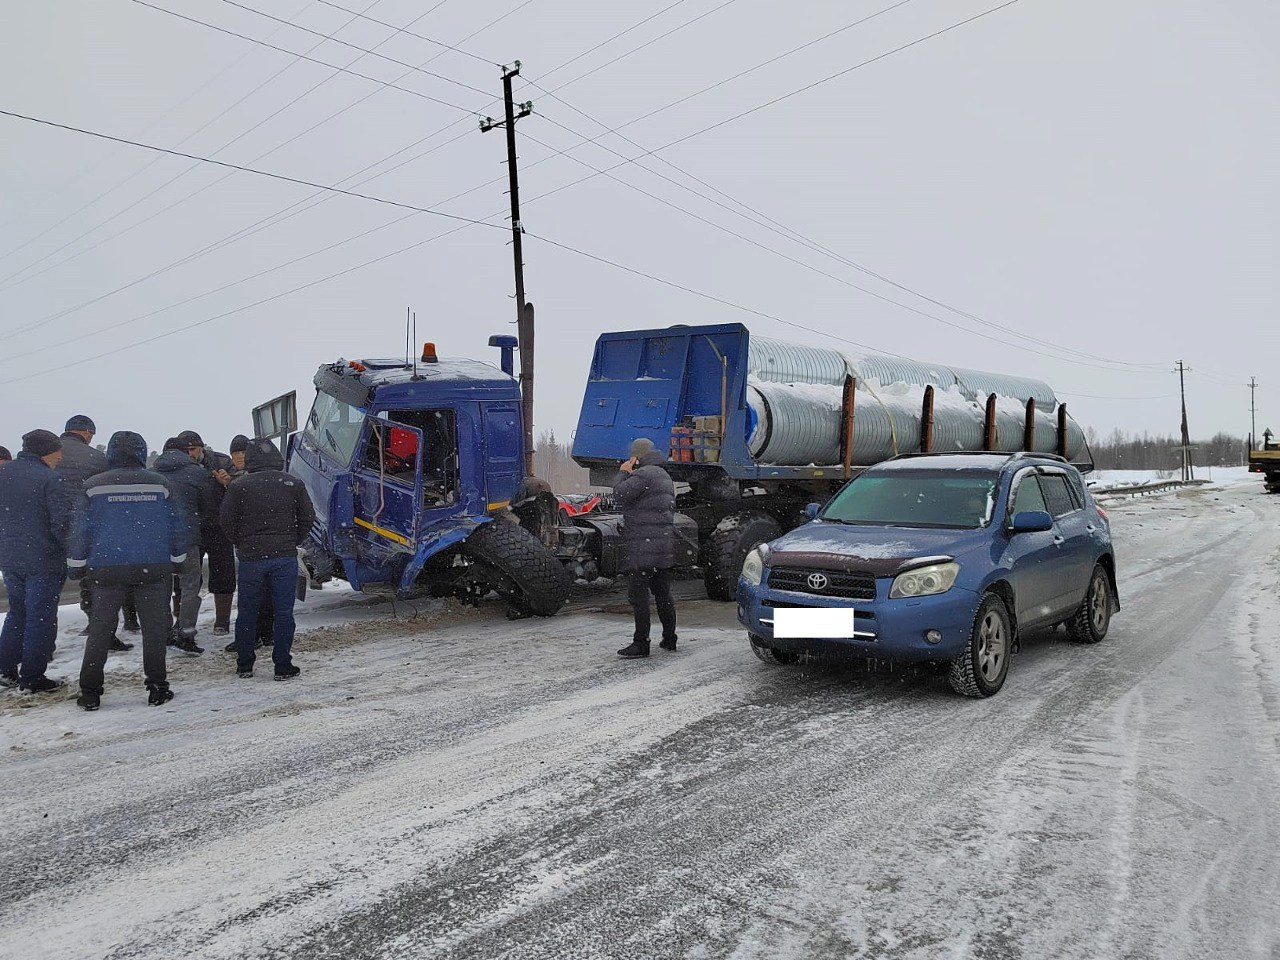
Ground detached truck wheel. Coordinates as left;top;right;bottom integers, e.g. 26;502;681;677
704;512;783;601
463;520;572;616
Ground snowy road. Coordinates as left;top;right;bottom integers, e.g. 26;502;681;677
2;482;1278;959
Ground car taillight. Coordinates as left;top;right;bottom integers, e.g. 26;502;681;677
1096;505;1108;523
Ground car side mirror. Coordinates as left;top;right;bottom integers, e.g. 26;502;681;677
805;502;821;520
1010;510;1053;533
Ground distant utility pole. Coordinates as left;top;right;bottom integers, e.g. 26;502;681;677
1248;376;1258;450
480;62;536;475
1175;360;1193;482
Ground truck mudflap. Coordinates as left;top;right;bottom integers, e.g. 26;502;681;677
397;517;493;598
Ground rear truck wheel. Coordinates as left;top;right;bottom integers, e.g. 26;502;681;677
461;520;572;617
948;594;1013;698
1067;564;1112;644
704;512;783;601
749;634;799;665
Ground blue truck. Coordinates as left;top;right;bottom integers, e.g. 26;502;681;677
267;322;1091;614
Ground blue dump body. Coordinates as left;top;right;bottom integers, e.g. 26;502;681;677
288;353;524;596
572;322;843;483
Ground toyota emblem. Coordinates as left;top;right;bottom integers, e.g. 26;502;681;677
806;573;829;592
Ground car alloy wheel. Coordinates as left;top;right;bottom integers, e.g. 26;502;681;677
1090;574;1109;633
977;610;1007;684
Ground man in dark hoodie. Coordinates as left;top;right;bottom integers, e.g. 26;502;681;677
154;435;217;654
0;447;11;466
191;433;238;637
70;432;188;710
612;437;679;659
0;430;71;693
220;439;315;680
54;415;135;653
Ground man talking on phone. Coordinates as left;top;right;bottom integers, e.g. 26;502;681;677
612;438;678;659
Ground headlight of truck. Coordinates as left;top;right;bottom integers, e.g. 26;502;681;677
741;544;769;586
889;562;960;599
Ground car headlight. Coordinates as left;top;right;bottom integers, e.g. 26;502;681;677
741;544;768;586
889;562;960;599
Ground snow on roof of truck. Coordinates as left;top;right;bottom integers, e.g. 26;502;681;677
872;452;1070;473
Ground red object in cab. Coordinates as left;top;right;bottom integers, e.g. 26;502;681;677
388;426;419;462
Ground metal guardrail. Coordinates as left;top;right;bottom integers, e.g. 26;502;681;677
1091;479;1210;499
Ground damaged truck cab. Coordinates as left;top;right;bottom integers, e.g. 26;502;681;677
287;337;569;614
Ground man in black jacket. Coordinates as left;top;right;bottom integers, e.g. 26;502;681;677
613;438;679;659
55;415;134;652
220;439;316;680
154;435;217;654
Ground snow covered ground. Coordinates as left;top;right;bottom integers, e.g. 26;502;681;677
1;480;1278;959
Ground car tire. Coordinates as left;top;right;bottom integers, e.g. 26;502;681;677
749;634;798;665
704;513;783;601
948;594;1013;698
1066;564;1111;644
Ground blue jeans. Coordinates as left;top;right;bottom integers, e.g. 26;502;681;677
235;557;297;670
0;571;65;684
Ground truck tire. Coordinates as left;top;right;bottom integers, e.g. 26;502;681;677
749;634;799;665
462;520;572;617
1066;564;1111;644
947;593;1012;698
704;512;783;601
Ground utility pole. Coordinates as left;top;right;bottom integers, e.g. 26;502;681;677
1175;360;1192;482
480;63;536;475
1248;376;1258;451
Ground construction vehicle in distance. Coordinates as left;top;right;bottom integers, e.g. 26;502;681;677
1248;429;1280;492
258;322;1093;616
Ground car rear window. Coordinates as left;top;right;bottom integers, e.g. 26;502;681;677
1039;473;1079;518
821;471;997;529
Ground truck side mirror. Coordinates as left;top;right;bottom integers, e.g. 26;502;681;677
805;502;822;520
1010;510;1053;533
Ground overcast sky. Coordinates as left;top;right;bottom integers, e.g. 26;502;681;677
2;0;1277;458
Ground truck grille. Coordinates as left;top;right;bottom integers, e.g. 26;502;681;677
768;568;876;600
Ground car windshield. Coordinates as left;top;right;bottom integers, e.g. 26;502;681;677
305;390;365;466
820;470;997;529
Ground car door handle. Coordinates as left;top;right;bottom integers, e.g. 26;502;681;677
1086;524;1096;533
1053;536;1065;545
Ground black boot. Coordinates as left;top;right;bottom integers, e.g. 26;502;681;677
617;641;650;659
147;682;174;706
274;663;300;681
658;637;678;652
77;690;101;711
109;635;134;652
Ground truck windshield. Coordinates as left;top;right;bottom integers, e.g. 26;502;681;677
821;471;997;529
305;391;364;466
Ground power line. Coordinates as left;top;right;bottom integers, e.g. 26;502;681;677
0;0;319;263
0;1;541;341
0;110;508;228
211;0;494;100
0;0;423;292
310;0;494;65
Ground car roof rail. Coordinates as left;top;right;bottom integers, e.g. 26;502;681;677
886;451;1013;462
1008;451;1069;463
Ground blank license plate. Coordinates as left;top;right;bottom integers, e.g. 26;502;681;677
774;607;856;639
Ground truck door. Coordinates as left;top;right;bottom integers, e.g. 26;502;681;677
352;417;424;552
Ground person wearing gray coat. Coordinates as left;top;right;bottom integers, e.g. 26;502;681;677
612;437;679;659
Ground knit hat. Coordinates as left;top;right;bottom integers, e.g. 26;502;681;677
22;429;62;458
0;446;11;462
64;414;96;434
175;430;205;449
162;437;184;452
229;434;251;454
629;437;656;459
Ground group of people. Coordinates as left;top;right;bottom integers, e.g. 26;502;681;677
0;416;316;710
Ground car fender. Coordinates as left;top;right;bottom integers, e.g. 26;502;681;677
397;515;493;597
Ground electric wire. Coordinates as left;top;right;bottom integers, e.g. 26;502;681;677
0;0;410;292
0;0;318;263
0;110;508;229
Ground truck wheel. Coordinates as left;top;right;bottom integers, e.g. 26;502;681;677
749;634;798;665
947;594;1012;698
1066;564;1111;644
462;520;572;617
705;513;783;601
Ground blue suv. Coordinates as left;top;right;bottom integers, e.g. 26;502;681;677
736;453;1117;697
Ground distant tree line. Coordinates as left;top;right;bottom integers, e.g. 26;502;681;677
1085;428;1249;471
533;430;595;493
